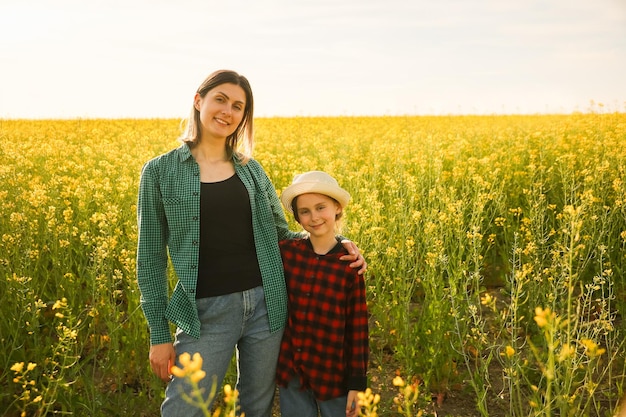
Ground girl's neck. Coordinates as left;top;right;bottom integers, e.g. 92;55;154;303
309;234;338;255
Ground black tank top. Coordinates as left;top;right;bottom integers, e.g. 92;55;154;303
195;174;262;298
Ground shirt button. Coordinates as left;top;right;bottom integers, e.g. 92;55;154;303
191;265;197;269
192;216;198;220
193;192;199;196
192;240;198;246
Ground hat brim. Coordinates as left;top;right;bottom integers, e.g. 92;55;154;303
281;182;351;213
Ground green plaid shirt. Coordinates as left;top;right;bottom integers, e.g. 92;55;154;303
136;144;299;345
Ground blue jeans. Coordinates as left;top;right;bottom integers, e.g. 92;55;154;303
279;377;348;417
161;286;283;417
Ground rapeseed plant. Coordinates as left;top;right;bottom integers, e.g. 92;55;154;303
169;352;240;417
1;115;624;415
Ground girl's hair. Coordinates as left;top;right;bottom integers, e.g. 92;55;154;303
178;69;254;163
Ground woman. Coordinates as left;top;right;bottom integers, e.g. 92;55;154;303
136;69;365;417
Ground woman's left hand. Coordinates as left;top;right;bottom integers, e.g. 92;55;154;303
340;240;367;275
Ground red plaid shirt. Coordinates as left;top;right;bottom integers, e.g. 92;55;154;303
276;238;369;400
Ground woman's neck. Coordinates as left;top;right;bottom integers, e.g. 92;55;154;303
192;138;228;163
191;138;234;182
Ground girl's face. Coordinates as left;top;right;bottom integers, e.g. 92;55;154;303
295;193;341;239
194;83;246;141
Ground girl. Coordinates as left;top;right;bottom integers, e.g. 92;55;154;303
276;171;369;417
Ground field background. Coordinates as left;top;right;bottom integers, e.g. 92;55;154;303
1;114;625;416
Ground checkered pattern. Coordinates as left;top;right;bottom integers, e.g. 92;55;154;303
136;144;299;345
276;239;369;400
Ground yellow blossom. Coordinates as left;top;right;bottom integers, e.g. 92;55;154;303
505;345;515;358
357;388;380;407
533;306;552;328
189;370;206;383
392;376;405;387
11;362;24;373
558;344;575;362
580;339;606;358
170;352;205;381
170;365;186;378
480;293;493;306
52;297;68;310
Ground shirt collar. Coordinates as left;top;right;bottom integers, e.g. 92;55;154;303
176;143;194;162
304;238;344;255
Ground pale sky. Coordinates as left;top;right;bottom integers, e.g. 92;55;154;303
1;0;625;119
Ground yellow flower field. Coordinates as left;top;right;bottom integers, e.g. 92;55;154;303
0;114;624;416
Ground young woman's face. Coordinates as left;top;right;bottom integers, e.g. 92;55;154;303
295;193;341;238
195;83;246;141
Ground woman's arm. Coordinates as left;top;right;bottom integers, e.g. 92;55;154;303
136;161;172;346
264;173;303;241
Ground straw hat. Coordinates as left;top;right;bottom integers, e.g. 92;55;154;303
281;171;351;213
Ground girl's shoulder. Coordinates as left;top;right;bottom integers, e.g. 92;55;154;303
279;238;307;250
